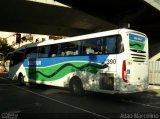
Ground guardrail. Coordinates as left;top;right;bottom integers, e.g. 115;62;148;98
149;61;160;85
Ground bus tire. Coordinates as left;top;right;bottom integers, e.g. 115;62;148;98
18;73;25;86
69;77;84;96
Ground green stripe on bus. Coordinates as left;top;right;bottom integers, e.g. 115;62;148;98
129;40;144;50
25;62;103;81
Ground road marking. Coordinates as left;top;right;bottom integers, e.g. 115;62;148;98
12;84;160;116
13;85;109;119
121;99;160;109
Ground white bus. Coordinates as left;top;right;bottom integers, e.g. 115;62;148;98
6;28;149;95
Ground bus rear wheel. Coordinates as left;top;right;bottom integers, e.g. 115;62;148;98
70;77;84;96
18;73;25;86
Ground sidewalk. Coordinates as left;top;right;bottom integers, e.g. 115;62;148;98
0;72;17;83
148;85;160;90
0;78;18;84
0;72;9;79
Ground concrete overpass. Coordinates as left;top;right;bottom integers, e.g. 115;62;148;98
56;0;160;58
0;0;117;36
0;0;160;58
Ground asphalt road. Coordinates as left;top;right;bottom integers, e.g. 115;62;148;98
0;77;160;119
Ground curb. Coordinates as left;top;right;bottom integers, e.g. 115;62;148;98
148;85;160;90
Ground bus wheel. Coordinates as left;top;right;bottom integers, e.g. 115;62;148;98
18;73;25;86
70;77;84;96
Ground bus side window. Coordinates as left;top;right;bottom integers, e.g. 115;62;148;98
81;40;94;55
25;47;37;58
116;35;124;53
72;41;80;55
60;41;80;56
103;36;117;54
81;38;103;55
38;46;50;58
60;43;66;56
86;47;94;54
95;38;103;54
49;44;58;57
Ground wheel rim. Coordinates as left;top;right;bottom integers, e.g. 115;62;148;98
73;83;79;93
70;77;84;96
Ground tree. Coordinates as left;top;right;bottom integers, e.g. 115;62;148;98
0;37;15;57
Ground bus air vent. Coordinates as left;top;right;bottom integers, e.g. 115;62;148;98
131;54;146;62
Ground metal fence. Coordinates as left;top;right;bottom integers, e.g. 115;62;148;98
149;61;160;85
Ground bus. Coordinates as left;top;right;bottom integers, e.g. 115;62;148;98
5;28;149;95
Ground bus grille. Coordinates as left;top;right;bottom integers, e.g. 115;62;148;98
131;54;146;62
99;73;114;90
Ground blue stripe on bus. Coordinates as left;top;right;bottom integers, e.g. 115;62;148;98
129;34;145;42
23;55;109;67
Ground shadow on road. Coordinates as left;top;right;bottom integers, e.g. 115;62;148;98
17;82;160;108
1;77;160;109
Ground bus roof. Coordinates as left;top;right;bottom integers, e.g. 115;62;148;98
37;28;147;47
8;28;147;54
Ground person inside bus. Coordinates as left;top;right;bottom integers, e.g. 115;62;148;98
104;46;108;54
61;51;65;56
86;47;94;54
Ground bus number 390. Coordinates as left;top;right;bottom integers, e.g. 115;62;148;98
106;59;116;64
